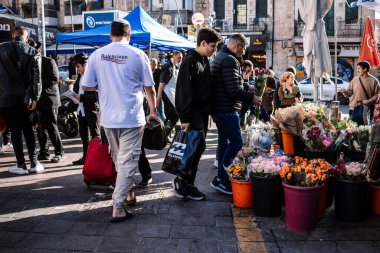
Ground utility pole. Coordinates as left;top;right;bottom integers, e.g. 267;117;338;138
38;0;46;56
69;0;76;54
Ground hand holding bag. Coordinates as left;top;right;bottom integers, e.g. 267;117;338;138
142;118;167;150
161;126;201;176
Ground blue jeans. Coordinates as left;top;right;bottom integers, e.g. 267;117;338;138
213;112;243;181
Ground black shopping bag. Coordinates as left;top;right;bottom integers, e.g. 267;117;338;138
142;119;166;150
161;127;201;176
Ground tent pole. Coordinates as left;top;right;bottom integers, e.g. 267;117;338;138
55;42;58;59
148;43;151;58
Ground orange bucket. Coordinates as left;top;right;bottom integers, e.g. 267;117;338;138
318;183;328;218
281;131;294;155
370;185;380;215
230;179;253;208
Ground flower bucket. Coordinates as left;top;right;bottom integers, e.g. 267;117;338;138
304;149;339;165
370;184;380;215
250;173;283;217
283;183;322;231
230;179;253;208
334;179;369;222
281;131;294;155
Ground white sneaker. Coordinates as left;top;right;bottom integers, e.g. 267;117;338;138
29;162;44;173
2;143;13;152
8;164;29;175
213;159;218;168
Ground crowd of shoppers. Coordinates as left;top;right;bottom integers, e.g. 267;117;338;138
1;23;379;223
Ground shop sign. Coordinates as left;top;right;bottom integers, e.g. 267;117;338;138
248;35;266;50
83;12;115;30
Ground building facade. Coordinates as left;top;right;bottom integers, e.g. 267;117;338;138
0;0;379;79
205;0;379;80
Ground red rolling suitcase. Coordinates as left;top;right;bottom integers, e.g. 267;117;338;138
82;138;117;187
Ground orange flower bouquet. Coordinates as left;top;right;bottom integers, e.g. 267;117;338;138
226;164;250;181
279;156;332;187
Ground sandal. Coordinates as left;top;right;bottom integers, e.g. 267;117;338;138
124;197;137;206
110;207;133;222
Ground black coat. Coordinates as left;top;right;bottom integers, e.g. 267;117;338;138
175;49;211;123
0;38;41;108
37;56;61;110
210;45;254;113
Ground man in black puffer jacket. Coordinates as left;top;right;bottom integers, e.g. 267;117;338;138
0;26;43;175
210;33;261;195
173;28;222;200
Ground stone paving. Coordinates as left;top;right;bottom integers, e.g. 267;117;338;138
0;124;380;253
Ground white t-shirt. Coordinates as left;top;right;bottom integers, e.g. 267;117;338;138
81;41;154;128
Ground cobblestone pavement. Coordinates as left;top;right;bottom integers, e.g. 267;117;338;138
0;128;237;253
1;123;380;253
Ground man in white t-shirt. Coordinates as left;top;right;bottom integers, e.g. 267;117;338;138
81;19;158;222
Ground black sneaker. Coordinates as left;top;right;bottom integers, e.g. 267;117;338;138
72;157;85;165
210;177;232;195
186;184;206;201
137;177;152;188
51;154;66;163
172;177;189;198
37;154;50;161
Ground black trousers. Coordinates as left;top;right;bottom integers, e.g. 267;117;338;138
3;105;37;166
162;93;179;136
2;128;11;145
138;148;152;179
181;114;208;185
37;108;64;156
78;110;100;158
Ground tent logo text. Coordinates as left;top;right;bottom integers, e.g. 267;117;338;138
86;16;96;29
0;23;10;31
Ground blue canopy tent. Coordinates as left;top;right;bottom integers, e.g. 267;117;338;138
56;6;195;51
46;44;96;55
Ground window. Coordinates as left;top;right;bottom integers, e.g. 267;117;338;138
214;0;225;19
256;0;267;18
345;0;358;23
233;0;247;29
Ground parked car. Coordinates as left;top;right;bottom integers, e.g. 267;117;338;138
298;77;350;104
58;65;69;80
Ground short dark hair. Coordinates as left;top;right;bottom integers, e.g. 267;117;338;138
74;53;88;65
229;33;248;45
196;28;222;46
13;26;28;38
357;61;370;72
286;66;297;75
111;20;131;37
242;60;253;69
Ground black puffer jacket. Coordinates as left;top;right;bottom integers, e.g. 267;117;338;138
0;38;41;108
211;45;254;113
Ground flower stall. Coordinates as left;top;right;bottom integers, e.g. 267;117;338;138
226;100;379;231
